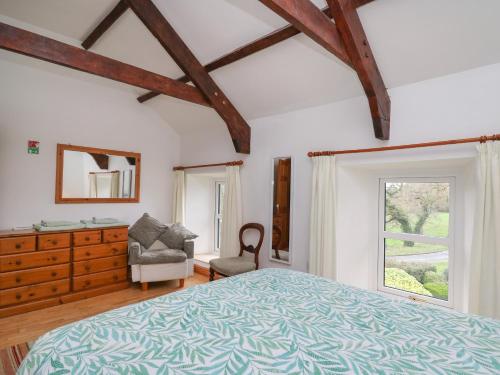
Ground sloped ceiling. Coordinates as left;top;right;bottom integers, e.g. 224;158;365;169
1;0;500;134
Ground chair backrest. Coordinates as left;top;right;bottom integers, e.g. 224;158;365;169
238;223;265;269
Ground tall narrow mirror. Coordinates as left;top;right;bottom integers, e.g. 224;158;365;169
270;157;292;264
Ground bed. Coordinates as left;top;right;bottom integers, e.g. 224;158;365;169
19;269;500;374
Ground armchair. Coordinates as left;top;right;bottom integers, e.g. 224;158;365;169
129;239;194;290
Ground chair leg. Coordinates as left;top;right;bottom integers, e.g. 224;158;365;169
179;279;185;288
209;268;215;281
141;282;149;291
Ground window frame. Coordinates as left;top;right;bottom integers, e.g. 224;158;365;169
214;180;224;253
377;176;456;308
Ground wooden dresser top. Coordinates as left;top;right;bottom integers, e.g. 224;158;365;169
0;225;129;238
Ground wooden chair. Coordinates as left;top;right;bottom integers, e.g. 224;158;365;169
209;223;264;281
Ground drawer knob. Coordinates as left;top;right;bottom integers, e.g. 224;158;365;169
85;236;90;241
85;280;91;286
52;287;58;292
51;240;58;245
51;272;57;277
86;252;91;256
15;243;21;249
15;277;21;283
28;292;35;297
16;293;21;300
113;234;118;238
113;262;118;267
85;265;91;271
113;275;118;281
51;257;57;261
15;260;21;265
112;248;118;253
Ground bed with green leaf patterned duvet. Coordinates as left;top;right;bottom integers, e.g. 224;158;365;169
19;269;500;374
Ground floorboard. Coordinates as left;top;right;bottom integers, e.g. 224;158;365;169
0;273;208;349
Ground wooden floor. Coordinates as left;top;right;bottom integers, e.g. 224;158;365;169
0;273;208;349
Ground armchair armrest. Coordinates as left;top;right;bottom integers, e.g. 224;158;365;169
128;240;143;265
183;240;194;259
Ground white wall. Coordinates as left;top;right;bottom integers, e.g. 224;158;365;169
0;57;180;228
180;63;500;293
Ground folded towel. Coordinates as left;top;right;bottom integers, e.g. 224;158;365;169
34;223;85;232
41;220;80;227
92;217;119;224
84;222;129;229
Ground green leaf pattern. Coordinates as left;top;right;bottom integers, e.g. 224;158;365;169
19;269;500;374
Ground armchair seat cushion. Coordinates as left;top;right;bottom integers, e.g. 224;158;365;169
135;248;187;265
209;257;256;277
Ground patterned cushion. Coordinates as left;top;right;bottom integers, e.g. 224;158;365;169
159;223;197;250
128;213;167;248
209;256;256;276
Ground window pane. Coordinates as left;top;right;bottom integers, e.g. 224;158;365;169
385;182;450;238
384;239;449;301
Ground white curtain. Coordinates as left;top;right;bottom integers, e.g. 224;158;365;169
110;171;120;198
220;165;242;258
172;170;185;224
309;156;337;279
469;142;500;319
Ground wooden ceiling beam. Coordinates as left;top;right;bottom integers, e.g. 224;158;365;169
258;0;352;67
327;0;390;139
353;0;375;7
137;7;334;103
82;0;129;50
0;22;210;107
127;0;251;154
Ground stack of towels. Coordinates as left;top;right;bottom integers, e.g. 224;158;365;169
33;218;128;231
80;218;128;228
33;220;85;232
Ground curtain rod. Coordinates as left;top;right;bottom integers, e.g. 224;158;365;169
173;160;243;171
307;134;500;157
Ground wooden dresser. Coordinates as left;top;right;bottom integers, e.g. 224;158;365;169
0;226;129;318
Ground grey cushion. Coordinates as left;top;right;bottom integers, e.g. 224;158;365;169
209;257;256;276
137;248;187;265
129;213;167;248
183;240;194;259
159;223;197;250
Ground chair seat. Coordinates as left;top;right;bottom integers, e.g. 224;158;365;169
137;248;187;265
209;257;256;276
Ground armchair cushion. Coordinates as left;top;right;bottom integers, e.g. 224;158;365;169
159;223;197;250
129;213;167;248
209;257;256;277
137;249;187;265
128;239;187;265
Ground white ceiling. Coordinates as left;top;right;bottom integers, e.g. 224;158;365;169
1;0;500;134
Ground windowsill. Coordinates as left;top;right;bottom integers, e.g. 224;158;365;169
194;253;219;264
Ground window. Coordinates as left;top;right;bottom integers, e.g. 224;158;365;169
214;181;225;253
378;178;454;307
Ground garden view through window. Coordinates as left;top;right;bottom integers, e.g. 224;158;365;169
379;178;453;306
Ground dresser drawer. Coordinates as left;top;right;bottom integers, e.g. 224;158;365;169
0;279;69;307
73;268;127;291
0;236;36;256
0;264;70;289
73;242;127;261
0;249;70;272
73;255;127;276
38;233;70;250
102;228;128;243
73;230;101;247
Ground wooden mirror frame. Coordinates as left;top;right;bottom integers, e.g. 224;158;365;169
55;144;141;204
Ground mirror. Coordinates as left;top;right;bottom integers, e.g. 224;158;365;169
270;157;292;264
55;144;141;203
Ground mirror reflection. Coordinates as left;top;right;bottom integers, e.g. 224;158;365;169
271;157;292;263
62;150;137;199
